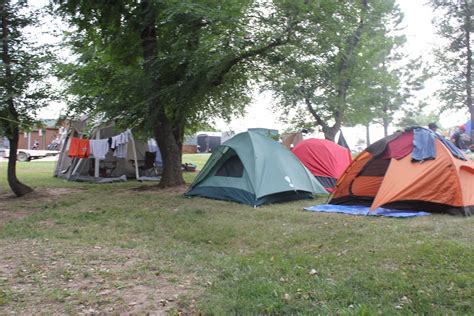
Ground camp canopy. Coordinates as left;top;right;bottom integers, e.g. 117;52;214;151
186;131;327;206
330;127;474;216
292;138;352;191
54;119;162;183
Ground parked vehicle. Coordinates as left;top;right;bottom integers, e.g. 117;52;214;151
3;149;59;162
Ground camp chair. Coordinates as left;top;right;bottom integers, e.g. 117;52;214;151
137;151;161;176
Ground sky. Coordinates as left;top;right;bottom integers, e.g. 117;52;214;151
212;0;470;147
37;0;470;149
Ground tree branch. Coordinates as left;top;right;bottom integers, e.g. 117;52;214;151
210;19;297;86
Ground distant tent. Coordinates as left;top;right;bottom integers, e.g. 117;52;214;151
464;120;472;135
248;128;279;139
292;139;352;192
464;119;472;137
54;119;162;183
197;132;221;153
281;131;303;149
337;130;350;151
330;127;474;216
186;131;327;206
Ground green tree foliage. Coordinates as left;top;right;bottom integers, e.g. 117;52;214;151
430;0;473;136
397;104;440;129
55;0;314;187
265;0;421;141
0;0;53;196
350;55;431;140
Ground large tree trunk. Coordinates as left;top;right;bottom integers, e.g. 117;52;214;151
365;123;371;146
322;125;340;142
153;117;185;188
382;116;389;137
382;73;390;137
139;0;184;187
7;127;33;197
323;0;367;141
2;1;33;197
464;0;473;143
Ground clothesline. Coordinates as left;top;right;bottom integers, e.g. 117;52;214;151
68;129;132;160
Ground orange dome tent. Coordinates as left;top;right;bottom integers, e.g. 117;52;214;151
330;128;474;216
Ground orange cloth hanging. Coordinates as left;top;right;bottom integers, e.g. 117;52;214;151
68;137;90;158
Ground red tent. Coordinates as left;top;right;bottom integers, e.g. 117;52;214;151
292;139;352;192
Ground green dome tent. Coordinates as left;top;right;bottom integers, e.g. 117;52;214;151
185;131;327;206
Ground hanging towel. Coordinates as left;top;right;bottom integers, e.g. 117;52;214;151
90;139;110;160
412;128;436;161
147;139;163;166
68;138;90;158
113;131;130;158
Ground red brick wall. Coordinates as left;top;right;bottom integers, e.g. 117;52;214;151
17;128;59;150
182;144;197;154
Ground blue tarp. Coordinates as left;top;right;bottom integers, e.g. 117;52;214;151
304;204;431;218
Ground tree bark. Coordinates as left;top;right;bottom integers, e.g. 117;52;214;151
7;128;33;196
139;0;185;187
308;0;368;141
304;94;341;141
382;107;389;137
137;0;296;187
1;2;33;196
323;127;339;142
335;0;368;108
154;118;185;188
365;123;371;146
382;62;390;137
464;0;473;143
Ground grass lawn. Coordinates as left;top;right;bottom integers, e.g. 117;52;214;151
0;155;473;314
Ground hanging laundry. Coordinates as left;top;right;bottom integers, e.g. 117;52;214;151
90;139;110;160
412;128;436;161
147;139;163;166
68;138;90;158
111;130;131;158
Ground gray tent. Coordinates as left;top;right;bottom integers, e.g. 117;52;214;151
54;120;161;183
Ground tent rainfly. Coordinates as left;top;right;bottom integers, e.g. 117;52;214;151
330;127;474;216
292;138;352;192
185;130;327;206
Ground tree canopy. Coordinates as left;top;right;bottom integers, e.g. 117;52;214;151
264;0;428;140
55;0;339;186
430;0;473;137
0;0;53;196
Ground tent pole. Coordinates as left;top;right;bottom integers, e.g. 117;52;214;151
54;132;69;177
129;131;140;180
70;158;83;178
68;128;84;179
94;128;100;178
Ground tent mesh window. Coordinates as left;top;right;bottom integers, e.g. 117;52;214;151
358;158;391;177
215;154;244;178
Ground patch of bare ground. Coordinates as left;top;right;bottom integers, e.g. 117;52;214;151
131;184;189;194
0;188;83;227
0;239;192;314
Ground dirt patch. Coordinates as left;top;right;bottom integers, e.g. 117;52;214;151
0;240;192;314
0;187;81;202
0;188;83;227
131;184;189;194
